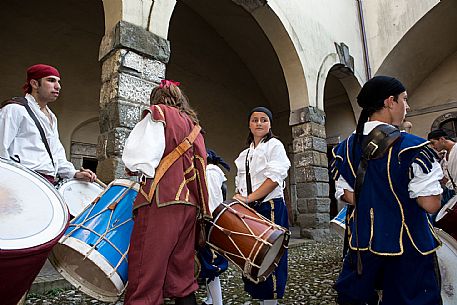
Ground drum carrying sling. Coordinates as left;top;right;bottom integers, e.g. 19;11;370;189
352;124;401;274
1;97;55;166
135;124;202;209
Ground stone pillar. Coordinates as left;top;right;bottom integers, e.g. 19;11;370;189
96;21;170;182
289;106;330;240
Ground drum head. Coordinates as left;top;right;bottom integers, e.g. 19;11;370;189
58;179;104;216
0;160;68;249
330;205;347;238
435;228;457;304
436;195;457;222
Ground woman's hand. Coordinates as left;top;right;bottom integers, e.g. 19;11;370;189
233;193;249;204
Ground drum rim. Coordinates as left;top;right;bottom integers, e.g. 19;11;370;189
109;178;140;191
50;236;124;302
434;227;457;250
255;230;290;281
433;227;457;302
0;159;68;249
435;195;457;222
57;179;105;217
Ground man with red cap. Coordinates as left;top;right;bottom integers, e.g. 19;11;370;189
0;64;97;305
0;64;96;183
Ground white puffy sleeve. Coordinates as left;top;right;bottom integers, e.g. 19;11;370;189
263;139;290;185
408;161;443;198
0;105;21;159
122;113;165;178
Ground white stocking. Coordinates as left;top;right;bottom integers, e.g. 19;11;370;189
206;277;223;305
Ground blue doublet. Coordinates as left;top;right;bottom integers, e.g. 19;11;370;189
330;131;442;305
331;132;440;254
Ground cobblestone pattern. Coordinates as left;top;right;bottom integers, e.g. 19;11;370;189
25;236;343;305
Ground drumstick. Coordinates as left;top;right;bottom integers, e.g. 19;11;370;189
80;167;107;188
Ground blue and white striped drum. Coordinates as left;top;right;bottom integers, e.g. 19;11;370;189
330;205;348;238
50;179;139;302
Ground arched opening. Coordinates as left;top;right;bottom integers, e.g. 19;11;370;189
0;0;105;162
431;111;457;141
70;118;100;173
166;0;297;221
323;66;359;219
376;0;457;138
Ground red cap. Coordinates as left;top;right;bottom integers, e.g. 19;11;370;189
23;64;61;93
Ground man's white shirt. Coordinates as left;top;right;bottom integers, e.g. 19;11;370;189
0;94;76;178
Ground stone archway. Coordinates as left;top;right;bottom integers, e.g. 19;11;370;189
376;0;457;138
323;66;360;223
70;118;100;173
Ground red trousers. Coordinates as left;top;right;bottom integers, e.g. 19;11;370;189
125;202;197;305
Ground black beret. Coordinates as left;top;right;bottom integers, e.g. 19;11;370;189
357;76;406;110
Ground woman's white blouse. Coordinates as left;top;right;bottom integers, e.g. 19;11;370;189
235;138;290;201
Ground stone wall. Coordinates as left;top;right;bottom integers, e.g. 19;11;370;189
290;106;330;240
96;21;170;182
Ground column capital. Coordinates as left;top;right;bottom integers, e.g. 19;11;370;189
289;106;325;126
99;20;170;63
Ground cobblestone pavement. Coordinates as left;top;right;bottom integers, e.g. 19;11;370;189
25;236;343;305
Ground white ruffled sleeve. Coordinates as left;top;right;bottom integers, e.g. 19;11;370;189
408;161;443;198
263;139;290;185
122;113;165;178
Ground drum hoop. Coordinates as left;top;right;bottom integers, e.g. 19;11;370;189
57;179;104;191
255;230;289;279
436;195;457;222
109;179;140;192
435;227;457;250
0;160;68;249
56;237;125;294
57;179;105;216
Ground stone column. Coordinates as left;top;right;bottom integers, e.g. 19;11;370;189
289;106;330;240
96;21;170;182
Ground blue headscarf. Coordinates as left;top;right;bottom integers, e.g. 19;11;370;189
207;149;230;171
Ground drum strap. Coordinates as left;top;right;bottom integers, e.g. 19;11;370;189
446;168;457;190
1;97;55;167
353;124;401;275
136;124;202;209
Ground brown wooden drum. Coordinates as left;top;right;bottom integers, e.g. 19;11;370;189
207;199;290;283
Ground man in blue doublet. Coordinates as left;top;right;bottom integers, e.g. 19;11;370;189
330;76;443;305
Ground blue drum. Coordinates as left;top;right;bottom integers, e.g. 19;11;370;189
330;205;348;238
50;179;139;302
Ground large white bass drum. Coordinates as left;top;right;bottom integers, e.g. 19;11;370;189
435;228;457;305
